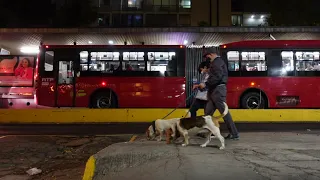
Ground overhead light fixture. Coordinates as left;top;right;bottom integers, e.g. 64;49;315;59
20;46;40;54
183;40;188;45
108;40;114;44
260;15;264;19
88;41;93;44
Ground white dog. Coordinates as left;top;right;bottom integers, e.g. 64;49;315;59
146;118;180;141
176;102;228;150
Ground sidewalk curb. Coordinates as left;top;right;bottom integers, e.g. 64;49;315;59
82;156;96;180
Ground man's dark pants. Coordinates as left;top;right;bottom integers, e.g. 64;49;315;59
205;85;239;137
190;99;207;118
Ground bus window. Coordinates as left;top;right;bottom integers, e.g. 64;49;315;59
58;61;74;85
281;51;294;72
227;51;239;71
122;52;145;71
89;52;120;73
45;51;54;72
241;51;267;71
295;51;320;71
147;51;176;76
80;51;89;71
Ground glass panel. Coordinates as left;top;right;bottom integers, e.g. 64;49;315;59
58;61;74;85
180;0;191;8
90;52;120;61
123;52;144;61
45;51;54;72
241;51;267;71
122;62;145;71
295;51;320;71
80;51;88;71
227;51;239;71
281;51;294;71
147;51;177;75
89;51;120;72
148;52;175;61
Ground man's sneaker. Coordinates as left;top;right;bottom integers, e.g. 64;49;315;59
224;134;239;140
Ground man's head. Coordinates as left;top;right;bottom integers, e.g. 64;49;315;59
203;48;219;61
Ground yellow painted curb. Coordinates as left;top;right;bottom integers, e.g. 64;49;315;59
82;156;96;180
1;109;320;123
129;135;138;142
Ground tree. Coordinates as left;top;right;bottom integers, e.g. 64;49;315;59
265;0;320;26
53;0;98;27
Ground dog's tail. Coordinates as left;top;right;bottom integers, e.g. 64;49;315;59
212;102;229;120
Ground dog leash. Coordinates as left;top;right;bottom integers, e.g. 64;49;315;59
161;90;198;119
183;90;199;118
182;74;209;118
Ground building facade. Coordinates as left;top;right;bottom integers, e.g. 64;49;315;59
93;0;269;27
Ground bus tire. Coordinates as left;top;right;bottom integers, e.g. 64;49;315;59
91;91;118;109
240;92;266;109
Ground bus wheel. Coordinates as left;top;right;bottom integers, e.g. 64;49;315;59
240;92;266;109
92;92;117;108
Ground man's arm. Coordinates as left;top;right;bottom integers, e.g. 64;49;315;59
205;59;224;88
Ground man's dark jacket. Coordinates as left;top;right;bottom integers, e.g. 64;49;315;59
205;56;228;93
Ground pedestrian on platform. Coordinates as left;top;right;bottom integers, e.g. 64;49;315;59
197;48;239;140
189;60;210;118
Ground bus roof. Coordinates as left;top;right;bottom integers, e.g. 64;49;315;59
41;45;185;49
220;40;320;49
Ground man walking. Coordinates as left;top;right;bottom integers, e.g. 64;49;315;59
198;48;239;140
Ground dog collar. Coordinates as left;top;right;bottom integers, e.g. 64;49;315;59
151;121;156;132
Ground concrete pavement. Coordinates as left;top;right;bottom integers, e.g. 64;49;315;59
86;130;320;180
0;135;132;180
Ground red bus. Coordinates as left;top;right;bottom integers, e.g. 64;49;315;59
33;40;320;109
0;55;37;108
35;45;186;108
220;40;320;109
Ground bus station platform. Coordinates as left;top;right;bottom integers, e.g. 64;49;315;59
83;130;320;180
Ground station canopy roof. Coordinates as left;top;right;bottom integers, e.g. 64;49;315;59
1;27;320;54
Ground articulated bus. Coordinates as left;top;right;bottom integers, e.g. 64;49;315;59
2;40;320;109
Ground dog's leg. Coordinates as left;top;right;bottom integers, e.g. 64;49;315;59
206;123;225;150
200;129;212;148
176;122;189;147
165;129;172;144
181;130;189;147
157;130;164;141
170;125;176;138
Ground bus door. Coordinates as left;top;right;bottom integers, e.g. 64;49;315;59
54;50;80;107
